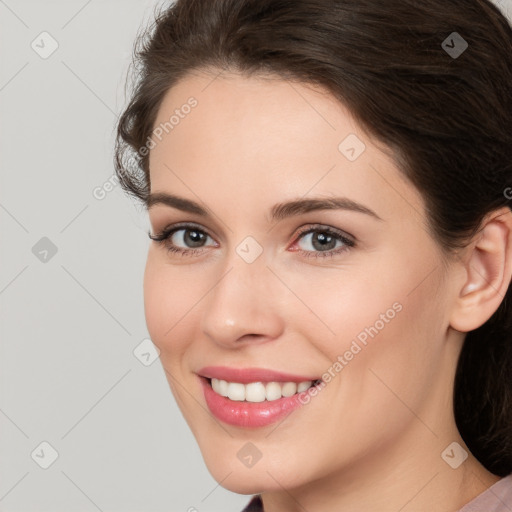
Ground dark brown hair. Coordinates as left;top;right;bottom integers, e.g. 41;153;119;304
114;0;512;476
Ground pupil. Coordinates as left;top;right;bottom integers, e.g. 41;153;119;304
185;230;204;248
313;232;335;251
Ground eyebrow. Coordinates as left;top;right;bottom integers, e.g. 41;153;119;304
146;192;383;222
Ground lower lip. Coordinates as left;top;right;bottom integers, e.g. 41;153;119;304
200;377;313;428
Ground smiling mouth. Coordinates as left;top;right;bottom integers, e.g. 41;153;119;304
205;377;323;402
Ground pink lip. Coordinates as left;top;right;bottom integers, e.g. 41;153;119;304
197;366;322;428
197;366;319;384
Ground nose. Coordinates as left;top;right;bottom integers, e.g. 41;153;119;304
200;255;285;349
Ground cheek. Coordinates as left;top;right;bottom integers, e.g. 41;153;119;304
332;265;446;419
281;260;407;357
143;252;202;359
291;251;444;389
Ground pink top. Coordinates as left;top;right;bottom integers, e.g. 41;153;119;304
458;474;512;512
241;474;512;512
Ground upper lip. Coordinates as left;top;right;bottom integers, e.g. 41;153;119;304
197;366;320;384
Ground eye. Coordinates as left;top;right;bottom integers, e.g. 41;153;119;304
292;225;355;259
148;223;216;256
148;222;356;259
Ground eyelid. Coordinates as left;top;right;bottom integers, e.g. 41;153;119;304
292;223;355;243
149;221;217;243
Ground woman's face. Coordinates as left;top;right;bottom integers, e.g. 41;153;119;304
145;70;461;493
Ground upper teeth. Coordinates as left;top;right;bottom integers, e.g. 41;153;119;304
210;378;315;402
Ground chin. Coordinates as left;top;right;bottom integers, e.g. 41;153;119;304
200;447;305;495
215;477;266;495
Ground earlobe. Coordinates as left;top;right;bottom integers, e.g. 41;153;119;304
450;207;512;333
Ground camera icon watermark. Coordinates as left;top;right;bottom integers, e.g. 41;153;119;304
31;441;59;469
442;32;468;59
32;236;58;263
237;442;262;468
338;133;366;162
31;31;59;59
236;236;263;264
441;441;468;469
133;338;160;367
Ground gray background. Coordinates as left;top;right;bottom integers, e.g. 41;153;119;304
1;1;511;511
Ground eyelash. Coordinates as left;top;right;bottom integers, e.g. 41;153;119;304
148;222;356;259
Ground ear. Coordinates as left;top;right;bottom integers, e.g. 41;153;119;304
449;206;512;333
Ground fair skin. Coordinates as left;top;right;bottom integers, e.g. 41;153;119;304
144;69;512;512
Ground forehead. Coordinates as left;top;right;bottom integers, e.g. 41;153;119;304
148;70;425;226
151;70;358;159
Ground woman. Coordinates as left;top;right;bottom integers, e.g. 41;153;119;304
114;0;512;510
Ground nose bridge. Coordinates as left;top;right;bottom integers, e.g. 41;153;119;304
199;238;284;347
